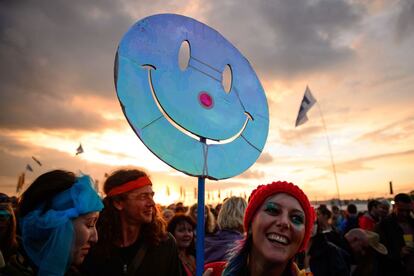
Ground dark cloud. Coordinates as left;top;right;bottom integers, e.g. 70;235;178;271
0;92;114;130
396;0;414;41
0;0;132;130
0;0;366;130
0;135;33;154
206;0;364;78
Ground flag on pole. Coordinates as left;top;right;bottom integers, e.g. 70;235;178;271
76;144;84;155
94;179;99;192
32;156;42;166
166;186;170;197
16;172;25;193
218;189;221;200
295;86;317;127
25;164;33;172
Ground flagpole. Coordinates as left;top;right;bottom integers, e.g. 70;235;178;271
195;137;206;276
316;102;341;204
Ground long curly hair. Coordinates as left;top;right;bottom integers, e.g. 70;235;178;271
96;168;167;256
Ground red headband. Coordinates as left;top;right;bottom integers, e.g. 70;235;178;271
107;176;152;197
244;181;315;253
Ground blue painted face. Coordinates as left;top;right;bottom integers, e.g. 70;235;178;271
115;14;269;179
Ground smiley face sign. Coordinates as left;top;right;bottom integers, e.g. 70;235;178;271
115;14;269;180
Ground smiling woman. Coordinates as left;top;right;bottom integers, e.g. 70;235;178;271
167;214;197;276
216;181;315;276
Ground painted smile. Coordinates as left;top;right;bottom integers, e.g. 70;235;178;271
143;64;252;144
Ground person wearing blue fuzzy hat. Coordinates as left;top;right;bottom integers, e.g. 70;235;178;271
2;170;103;276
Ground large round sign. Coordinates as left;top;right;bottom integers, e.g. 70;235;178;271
115;14;269;180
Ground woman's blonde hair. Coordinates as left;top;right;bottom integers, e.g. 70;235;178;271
187;203;216;234
217;197;247;233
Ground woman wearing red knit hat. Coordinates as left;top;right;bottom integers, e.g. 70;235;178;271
209;181;315;276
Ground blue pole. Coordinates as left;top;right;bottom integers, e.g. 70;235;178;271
196;137;206;276
195;176;205;276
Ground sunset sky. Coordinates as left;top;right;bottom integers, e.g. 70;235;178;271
1;0;413;206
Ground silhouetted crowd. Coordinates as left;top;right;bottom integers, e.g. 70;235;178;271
0;169;413;276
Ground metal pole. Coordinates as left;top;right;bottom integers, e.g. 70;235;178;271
316;102;341;204
195;176;205;276
196;137;206;276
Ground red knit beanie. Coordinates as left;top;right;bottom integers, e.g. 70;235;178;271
243;181;315;252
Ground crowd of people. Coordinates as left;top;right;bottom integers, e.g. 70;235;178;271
0;168;413;276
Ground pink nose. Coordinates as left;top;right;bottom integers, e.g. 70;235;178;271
199;92;213;108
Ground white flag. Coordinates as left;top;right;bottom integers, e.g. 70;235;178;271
295;86;317;127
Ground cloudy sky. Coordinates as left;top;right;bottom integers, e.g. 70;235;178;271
1;0;413;205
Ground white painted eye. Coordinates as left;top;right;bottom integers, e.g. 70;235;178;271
178;40;191;71
222;64;232;93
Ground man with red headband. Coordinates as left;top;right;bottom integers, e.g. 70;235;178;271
81;168;182;275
